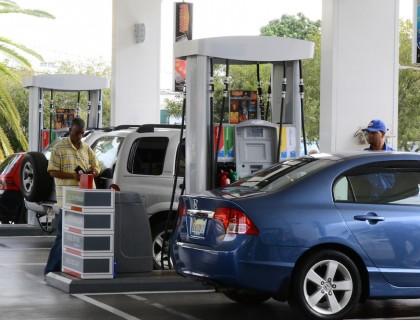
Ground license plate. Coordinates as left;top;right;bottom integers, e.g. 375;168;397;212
190;217;207;238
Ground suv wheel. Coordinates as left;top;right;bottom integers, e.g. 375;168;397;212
20;152;53;202
151;221;173;270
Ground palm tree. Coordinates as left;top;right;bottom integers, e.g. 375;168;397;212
0;0;54;160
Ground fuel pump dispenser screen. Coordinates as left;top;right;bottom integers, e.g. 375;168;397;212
235;120;278;178
246;127;263;138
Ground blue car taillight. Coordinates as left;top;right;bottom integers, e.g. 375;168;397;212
214;207;259;235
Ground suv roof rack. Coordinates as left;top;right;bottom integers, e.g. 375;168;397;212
85;127;115;132
113;124;142;131
136;124;185;133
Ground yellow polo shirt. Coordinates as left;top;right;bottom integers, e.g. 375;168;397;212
47;137;99;208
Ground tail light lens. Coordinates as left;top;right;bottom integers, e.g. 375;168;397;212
176;202;186;228
214;207;259;235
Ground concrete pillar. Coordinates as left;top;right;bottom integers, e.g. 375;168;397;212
320;0;400;152
111;0;161;125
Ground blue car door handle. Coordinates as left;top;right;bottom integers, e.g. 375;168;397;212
354;213;385;222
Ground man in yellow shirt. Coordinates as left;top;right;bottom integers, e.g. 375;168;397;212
44;117;99;276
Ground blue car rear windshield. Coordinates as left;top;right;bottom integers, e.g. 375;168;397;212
219;158;329;198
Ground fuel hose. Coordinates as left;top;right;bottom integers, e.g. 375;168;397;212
164;83;187;270
277;62;287;161
38;89;43;152
257;63;265;120
97;90;102;128
87;91;91;127
299;60;307;155
214;60;230;176
49;90;54;144
209;58;215;189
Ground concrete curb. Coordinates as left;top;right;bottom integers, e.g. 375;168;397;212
46;270;214;294
0;224;53;236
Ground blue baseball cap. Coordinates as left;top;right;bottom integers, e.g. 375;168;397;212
362;119;387;133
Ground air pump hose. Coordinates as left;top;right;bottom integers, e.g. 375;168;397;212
49;90;54;144
277;62;287;161
257;63;264;120
163;83;187;270
214;60;230;176
209;58;215;189
299;60;307;155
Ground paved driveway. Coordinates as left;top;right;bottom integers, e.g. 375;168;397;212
1;236;420;320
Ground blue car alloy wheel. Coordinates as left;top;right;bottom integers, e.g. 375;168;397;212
289;250;361;319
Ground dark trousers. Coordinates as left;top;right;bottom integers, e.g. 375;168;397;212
44;210;62;275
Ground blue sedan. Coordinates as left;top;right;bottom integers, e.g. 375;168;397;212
171;152;420;320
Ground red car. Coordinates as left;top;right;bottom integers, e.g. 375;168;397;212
0;153;26;224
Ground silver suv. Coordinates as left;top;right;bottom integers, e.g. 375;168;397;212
21;124;184;269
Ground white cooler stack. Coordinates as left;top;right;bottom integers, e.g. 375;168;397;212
62;187;115;279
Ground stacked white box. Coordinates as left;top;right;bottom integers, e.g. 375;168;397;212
62;187;115;279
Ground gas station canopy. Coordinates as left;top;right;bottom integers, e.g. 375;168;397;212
22;74;110;91
174;36;314;64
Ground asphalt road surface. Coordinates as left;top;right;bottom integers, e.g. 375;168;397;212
1;235;420;320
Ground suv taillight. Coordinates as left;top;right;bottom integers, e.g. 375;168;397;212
214;207;259;235
0;177;17;190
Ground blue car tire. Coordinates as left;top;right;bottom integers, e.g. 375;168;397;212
289;250;362;320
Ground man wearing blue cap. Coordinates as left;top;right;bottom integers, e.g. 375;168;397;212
362;119;394;151
362;119;394;200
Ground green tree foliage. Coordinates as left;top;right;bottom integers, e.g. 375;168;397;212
398;19;420;150
164;96;183;119
260;12;321;40
260;13;321;143
0;0;54;159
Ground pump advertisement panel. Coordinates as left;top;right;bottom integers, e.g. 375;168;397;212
174;2;193;92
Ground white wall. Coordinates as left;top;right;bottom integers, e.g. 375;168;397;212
320;0;400;152
111;0;161;125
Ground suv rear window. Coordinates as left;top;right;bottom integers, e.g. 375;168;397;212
91;136;124;174
128;137;169;175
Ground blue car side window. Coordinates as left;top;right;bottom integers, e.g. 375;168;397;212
346;171;420;205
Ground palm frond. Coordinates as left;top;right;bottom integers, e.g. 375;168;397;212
0;37;44;61
0;1;55;19
0;0;17;9
0;82;28;151
0;45;33;70
0;126;14;157
0;61;20;81
0;146;5;162
0;8;55;19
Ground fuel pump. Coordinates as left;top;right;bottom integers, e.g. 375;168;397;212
174;36;314;195
23;74;109;152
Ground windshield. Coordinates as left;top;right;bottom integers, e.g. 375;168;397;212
91;136;124;174
219;158;329;198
